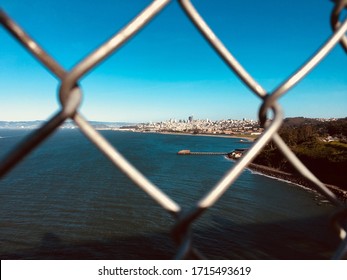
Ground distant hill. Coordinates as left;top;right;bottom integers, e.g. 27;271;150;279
282;117;322;127
282;117;347;138
0;121;137;130
0;121;44;129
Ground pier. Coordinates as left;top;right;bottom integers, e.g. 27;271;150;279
177;149;248;159
177;150;228;155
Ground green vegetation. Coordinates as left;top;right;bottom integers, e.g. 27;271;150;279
254;118;347;190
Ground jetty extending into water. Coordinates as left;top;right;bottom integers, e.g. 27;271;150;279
177;149;248;159
177;150;227;155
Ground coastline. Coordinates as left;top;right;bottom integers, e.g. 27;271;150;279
126;129;347;203
129;130;256;142
247;163;347;203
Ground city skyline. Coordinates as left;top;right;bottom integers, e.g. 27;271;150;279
1;0;346;122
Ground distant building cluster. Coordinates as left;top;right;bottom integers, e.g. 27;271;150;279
132;117;264;136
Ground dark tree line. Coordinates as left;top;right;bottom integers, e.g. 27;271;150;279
253;118;347;189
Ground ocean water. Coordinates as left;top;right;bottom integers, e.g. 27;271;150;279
0;129;340;259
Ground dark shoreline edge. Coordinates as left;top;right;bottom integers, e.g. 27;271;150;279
247;163;347;203
129;130;347;203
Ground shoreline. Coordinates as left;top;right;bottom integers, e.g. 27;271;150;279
247;163;347;203
122;129;347;203
129;130;256;141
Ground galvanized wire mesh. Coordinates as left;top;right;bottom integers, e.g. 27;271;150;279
0;0;347;259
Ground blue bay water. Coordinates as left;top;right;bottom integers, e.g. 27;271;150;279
0;130;340;259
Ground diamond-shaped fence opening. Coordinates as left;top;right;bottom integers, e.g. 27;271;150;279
0;0;346;259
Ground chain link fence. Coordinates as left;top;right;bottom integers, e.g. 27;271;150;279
0;0;346;259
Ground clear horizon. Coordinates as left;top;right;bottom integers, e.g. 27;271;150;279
1;0;346;122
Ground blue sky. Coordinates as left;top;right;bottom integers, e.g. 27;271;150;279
1;0;346;122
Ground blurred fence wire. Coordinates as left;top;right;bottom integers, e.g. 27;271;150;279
0;0;347;259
